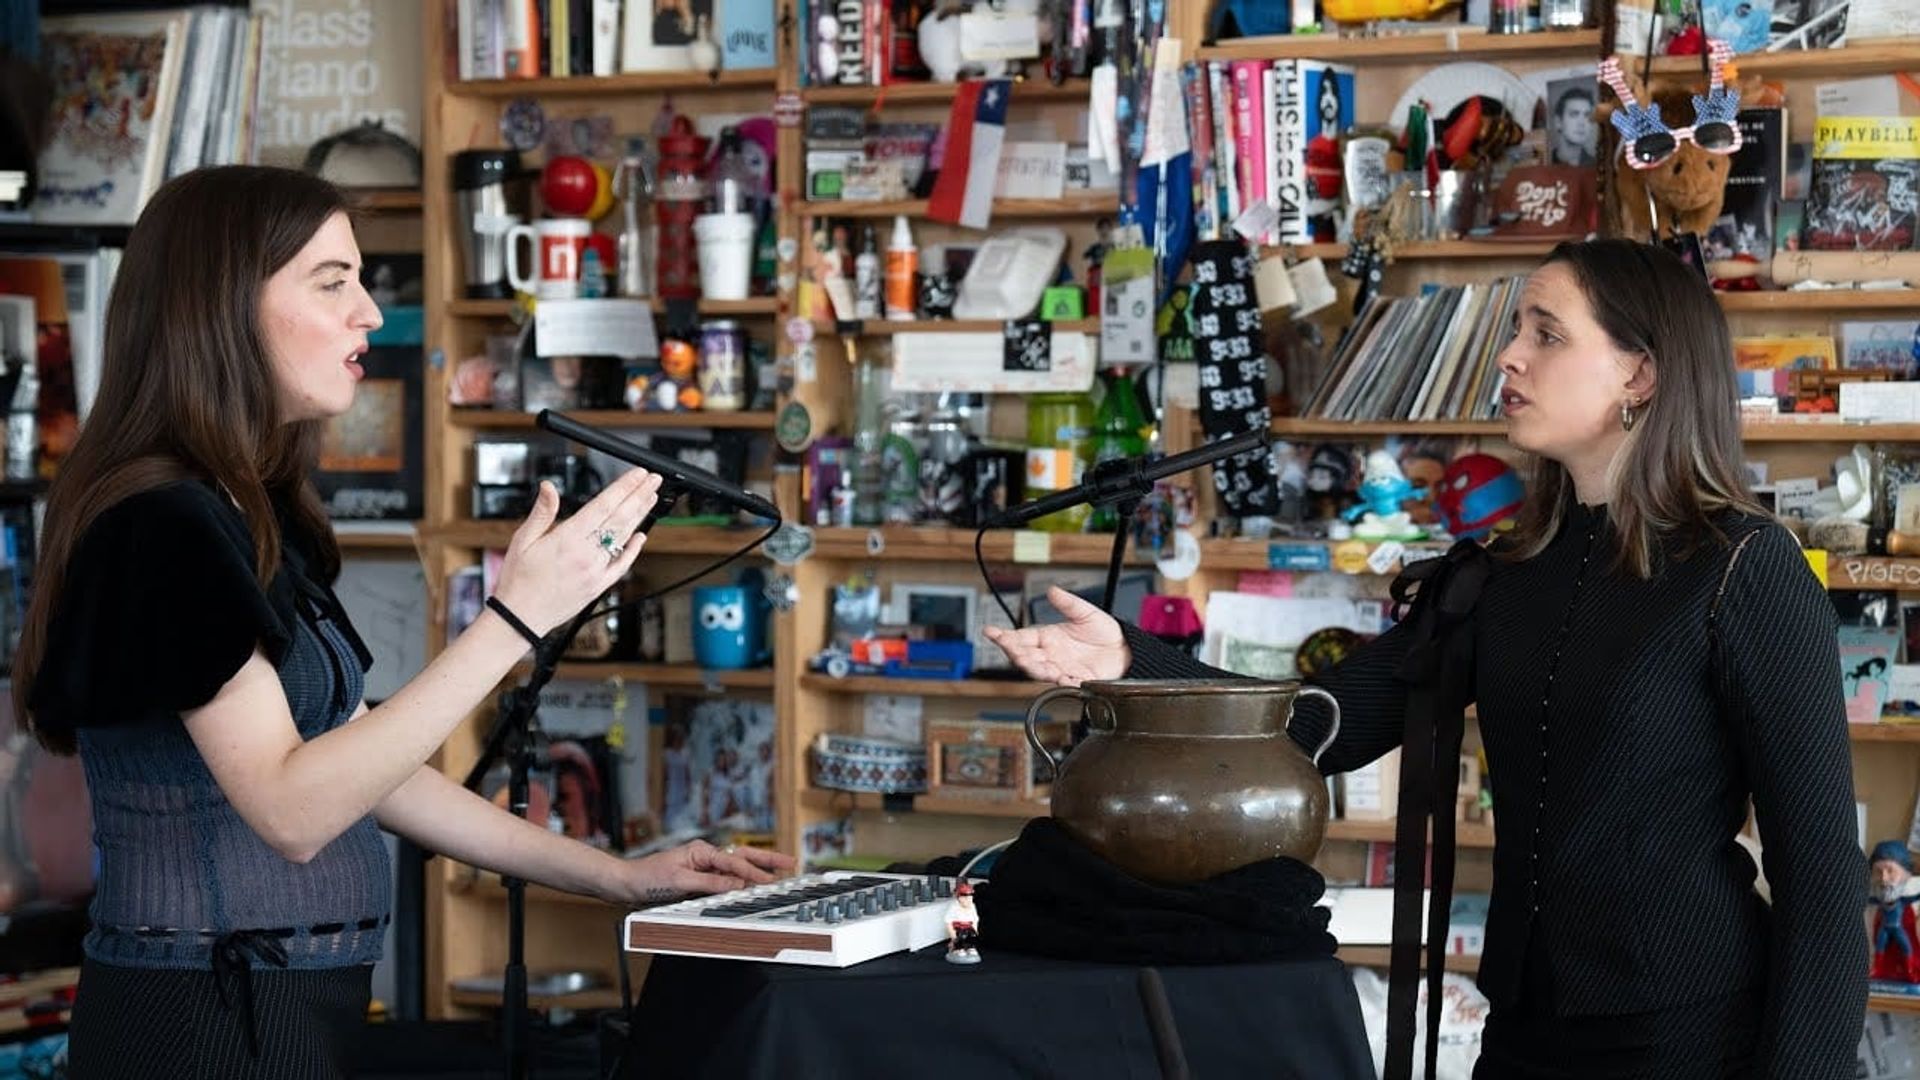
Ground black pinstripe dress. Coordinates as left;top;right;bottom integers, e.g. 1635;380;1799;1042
1124;505;1867;1079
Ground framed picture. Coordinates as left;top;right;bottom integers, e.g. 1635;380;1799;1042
621;0;712;72
314;345;422;520
889;583;978;642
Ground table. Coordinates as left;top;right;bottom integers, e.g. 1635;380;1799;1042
622;945;1374;1079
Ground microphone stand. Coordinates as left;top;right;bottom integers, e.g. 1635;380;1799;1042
460;486;684;1080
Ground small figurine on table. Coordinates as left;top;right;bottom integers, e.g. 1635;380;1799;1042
944;881;982;965
1869;840;1920;983
1341;450;1428;541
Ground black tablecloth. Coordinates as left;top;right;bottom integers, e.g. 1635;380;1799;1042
623;944;1373;1080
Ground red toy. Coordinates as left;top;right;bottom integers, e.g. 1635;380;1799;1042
541;155;601;217
1433;453;1524;541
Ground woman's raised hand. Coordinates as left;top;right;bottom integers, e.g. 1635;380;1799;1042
490;469;661;635
981;586;1130;687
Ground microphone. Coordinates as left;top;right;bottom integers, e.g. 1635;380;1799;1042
985;427;1271;529
536;410;783;523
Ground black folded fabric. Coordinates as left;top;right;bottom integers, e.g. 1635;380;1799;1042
959;816;1338;966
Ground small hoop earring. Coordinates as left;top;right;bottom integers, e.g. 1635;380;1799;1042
1620;399;1638;432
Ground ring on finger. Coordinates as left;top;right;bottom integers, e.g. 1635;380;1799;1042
594;527;625;560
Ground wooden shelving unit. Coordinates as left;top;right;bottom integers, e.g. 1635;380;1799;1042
1272;417;1920;442
807;525;1155;565
802;77;1092;104
1325;818;1497;848
428;520;766;554
446;408;778;430
1851;724;1920;744
446;296;779;319
1197;27;1601;63
445;67;778;98
798;674;1053;699
1637;43;1920;79
352;188;424;213
1716;288;1920;312
1288;240;1561;260
811;318;1101;336
801;194;1119;219
1870;991;1920;1015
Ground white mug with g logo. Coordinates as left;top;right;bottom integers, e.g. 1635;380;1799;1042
506;217;591;299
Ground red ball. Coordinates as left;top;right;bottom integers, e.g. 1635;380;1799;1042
541;155;598;217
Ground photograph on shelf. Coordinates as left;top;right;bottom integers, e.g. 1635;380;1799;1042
661;695;775;835
314;345;423;520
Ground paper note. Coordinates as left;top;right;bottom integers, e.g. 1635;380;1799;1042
959;10;1040;60
994;141;1067;200
1142;37;1189;167
534;299;657;359
1013;531;1052;564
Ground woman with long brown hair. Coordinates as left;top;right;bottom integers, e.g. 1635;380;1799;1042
988;239;1866;1077
17;166;789;1078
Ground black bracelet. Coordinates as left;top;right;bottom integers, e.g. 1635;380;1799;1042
486;596;544;648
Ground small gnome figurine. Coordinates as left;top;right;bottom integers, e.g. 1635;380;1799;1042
944;881;982;965
1869;840;1920;983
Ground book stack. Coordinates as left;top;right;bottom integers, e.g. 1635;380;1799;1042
1186;59;1357;246
1302;278;1524;422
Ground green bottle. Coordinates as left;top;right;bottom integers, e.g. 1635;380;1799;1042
1024;391;1096;533
1088;369;1148;532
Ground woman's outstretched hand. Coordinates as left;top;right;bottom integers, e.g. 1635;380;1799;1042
612;839;796;905
982;586;1130;686
490;469;661;635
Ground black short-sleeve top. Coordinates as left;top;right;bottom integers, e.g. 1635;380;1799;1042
28;479;389;970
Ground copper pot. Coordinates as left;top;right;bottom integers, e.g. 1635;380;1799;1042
1024;679;1340;884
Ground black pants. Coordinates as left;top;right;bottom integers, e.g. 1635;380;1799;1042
68;958;372;1080
1474;948;1757;1079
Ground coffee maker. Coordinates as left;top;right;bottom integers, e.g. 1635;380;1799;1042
452;149;525;299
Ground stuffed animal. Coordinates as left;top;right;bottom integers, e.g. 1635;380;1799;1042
1597;45;1748;241
1598;71;1732;240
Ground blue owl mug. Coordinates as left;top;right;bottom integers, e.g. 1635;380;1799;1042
692;572;770;670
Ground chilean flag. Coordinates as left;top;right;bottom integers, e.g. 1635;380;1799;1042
928;78;1011;231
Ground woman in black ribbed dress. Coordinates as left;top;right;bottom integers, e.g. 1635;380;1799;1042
987;239;1866;1079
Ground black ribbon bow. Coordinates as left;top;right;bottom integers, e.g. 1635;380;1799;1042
212;929;292;1059
1382;538;1490;1080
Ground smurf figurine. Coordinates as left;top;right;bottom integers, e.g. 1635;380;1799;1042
944;881;982;965
1870;840;1920;984
1341;450;1428;541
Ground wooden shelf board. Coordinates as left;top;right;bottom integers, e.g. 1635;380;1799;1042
802;78;1092;104
1287;240;1561;261
1325;818;1497;848
1337;945;1481;974
802;788;1049;819
1196;537;1450;573
445;296;778;319
430;521;763;555
350;188;423;212
799;673;1053;698
528;662;776;689
447;67;777;99
1871;990;1920;1015
447;408;777;430
802;194;1119;220
809;525;1153;565
1852;723;1920;744
1640;44;1920;80
332;524;419;551
1272;417;1920;443
1717;289;1920;312
813;318;1099;336
1200;28;1601;63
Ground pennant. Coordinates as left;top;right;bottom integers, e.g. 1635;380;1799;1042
928;78;1011;230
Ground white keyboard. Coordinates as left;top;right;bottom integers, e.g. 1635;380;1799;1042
623;872;961;968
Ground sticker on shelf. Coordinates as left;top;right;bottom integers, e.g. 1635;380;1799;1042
774;91;805;128
1012;530;1051;564
500;97;546;152
764;572;801;612
776;236;799;263
764;524;816;566
776;401;813;452
796;340;818;384
1332;539;1371;575
786;317;815;345
1364;541;1405;576
1154;530;1202;582
866;530;886;556
1269;543;1330;572
776;271;797;294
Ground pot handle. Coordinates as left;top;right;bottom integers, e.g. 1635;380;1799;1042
1290;685;1343;767
1025;685;1090;780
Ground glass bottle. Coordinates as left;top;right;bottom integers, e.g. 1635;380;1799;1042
1088;369;1148;532
1025;391;1096;533
851;355;889;526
